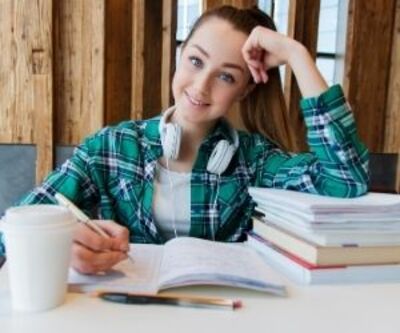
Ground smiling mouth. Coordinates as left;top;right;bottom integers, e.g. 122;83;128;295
184;91;210;107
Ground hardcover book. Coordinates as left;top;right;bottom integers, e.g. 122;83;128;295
253;217;400;266
248;232;400;285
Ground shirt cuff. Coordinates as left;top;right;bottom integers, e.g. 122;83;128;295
300;85;352;129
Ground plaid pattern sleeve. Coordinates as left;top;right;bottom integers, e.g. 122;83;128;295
0;137;101;255
18;136;100;214
250;84;369;197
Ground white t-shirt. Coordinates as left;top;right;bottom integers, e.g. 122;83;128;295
152;162;191;240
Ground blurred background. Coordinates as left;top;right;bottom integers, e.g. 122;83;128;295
0;0;399;214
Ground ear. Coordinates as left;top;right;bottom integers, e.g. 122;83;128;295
237;83;257;101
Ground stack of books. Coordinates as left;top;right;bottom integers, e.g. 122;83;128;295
247;187;400;284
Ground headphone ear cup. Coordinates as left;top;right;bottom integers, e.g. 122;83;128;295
207;140;235;175
162;123;182;160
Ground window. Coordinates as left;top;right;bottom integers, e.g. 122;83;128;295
258;0;345;86
176;0;202;42
317;0;340;86
176;0;202;64
264;0;290;82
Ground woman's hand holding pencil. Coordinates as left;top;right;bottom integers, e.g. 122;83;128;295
71;219;130;274
55;193;132;274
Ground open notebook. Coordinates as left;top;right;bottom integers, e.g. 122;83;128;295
68;237;286;296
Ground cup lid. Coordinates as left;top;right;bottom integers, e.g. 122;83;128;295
3;205;76;228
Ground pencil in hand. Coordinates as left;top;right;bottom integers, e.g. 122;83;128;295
54;192;135;264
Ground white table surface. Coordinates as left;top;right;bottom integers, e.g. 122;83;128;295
1;266;400;333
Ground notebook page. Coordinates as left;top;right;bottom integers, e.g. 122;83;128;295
158;237;285;295
68;244;163;294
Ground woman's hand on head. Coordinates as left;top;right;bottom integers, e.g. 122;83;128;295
242;26;305;83
71;220;130;274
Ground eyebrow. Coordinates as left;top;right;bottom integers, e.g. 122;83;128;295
191;44;245;73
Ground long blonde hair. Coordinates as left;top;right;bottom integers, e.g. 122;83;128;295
183;6;296;151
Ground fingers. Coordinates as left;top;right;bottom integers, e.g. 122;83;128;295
243;26;290;84
248;61;268;84
242;40;268;84
74;223;114;252
248;64;261;83
260;68;269;83
71;220;131;274
93;220;130;252
71;243;128;274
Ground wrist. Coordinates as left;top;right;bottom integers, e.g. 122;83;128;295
285;40;328;98
286;40;309;67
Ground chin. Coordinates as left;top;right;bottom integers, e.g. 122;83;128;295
181;111;211;124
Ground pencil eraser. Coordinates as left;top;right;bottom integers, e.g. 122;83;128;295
233;300;242;309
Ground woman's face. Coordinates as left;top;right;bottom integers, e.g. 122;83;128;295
172;18;252;127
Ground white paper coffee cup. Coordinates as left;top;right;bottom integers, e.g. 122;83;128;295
2;205;77;313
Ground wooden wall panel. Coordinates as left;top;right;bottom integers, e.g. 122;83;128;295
105;0;132;126
132;0;164;120
34;74;53;184
203;0;256;10
343;0;396;152
284;0;320;152
54;0;105;145
384;0;400;153
32;1;53;184
131;0;145;120
161;0;178;110
0;0;43;144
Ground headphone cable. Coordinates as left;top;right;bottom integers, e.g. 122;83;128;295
165;158;179;239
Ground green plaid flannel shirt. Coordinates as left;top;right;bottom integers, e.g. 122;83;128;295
0;85;369;251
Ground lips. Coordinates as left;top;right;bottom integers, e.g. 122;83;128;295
184;91;210;107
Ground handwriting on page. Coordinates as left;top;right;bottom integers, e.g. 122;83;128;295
68;244;163;293
158;237;272;286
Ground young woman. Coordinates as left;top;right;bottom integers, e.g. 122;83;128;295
10;6;368;273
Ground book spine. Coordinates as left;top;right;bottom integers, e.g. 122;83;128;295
253;218;319;264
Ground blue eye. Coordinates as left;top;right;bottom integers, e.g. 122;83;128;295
189;56;202;68
220;72;235;84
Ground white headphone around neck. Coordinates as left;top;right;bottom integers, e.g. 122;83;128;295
159;106;239;175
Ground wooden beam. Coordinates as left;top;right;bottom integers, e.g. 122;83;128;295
343;0;396;152
54;0;105;145
202;0;223;10
34;72;53;184
161;0;177;110
131;0;145;120
284;0;320;152
384;0;400;153
203;0;256;10
105;0;132;126
132;0;163;120
32;1;53;184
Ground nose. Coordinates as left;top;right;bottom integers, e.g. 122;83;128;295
192;71;212;98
